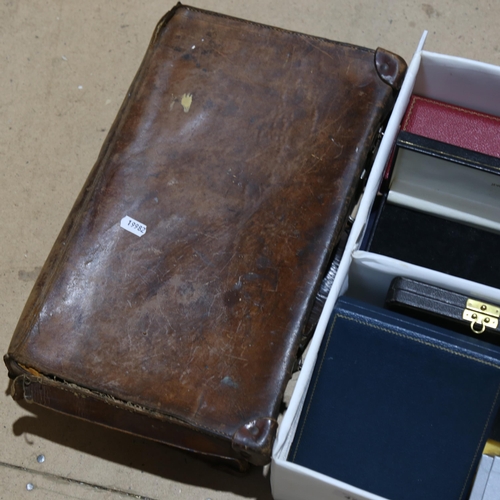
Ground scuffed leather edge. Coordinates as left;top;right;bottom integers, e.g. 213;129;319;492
177;3;375;54
151;2;183;45
9;371;251;471
5;353;280;467
375;48;407;91
232;418;278;466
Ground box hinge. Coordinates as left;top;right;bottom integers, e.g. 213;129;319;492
463;299;500;334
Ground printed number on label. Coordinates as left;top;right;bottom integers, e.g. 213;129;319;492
120;216;147;237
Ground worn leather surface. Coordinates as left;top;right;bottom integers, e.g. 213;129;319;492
4;4;405;465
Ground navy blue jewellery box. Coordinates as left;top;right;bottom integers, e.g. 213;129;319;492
289;297;500;500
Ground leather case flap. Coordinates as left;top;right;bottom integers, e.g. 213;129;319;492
5;3;406;465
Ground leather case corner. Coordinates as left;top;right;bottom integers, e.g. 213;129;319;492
232;418;278;466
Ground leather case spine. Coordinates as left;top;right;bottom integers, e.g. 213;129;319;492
9;371;250;470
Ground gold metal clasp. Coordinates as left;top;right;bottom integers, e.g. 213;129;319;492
463;299;499;334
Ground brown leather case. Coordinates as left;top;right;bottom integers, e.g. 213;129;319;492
4;4;406;468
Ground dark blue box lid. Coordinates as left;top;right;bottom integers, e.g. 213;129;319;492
289;296;500;500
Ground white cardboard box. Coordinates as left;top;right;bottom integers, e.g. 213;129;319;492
270;33;500;500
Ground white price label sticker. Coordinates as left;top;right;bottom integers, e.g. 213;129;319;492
120;216;147;237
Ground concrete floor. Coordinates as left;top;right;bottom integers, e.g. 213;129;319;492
1;1;499;498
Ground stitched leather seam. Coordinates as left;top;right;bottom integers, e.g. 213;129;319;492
26;374;237;440
415;95;500;122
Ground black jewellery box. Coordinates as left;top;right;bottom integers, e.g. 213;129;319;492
386;276;500;343
362;130;500;289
